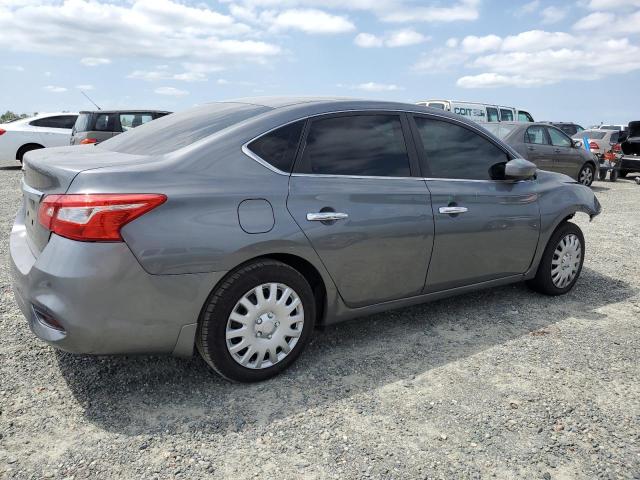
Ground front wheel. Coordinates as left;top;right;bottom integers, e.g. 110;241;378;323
578;164;595;186
598;169;607;181
527;222;585;296
196;259;316;382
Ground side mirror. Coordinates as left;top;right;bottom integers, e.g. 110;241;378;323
572;139;583;148
504;158;536;180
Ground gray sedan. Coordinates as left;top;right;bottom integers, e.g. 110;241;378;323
10;98;601;382
485;122;598;186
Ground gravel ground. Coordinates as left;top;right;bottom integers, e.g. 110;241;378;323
0;160;639;480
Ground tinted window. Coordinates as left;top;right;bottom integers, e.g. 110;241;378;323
414;117;509;180
120;113;154;131
428;102;445;110
547;127;572;147
487;107;499;122
500;109;514;122
100;103;270;155
94;113;116;132
584;131;606;139
247;121;304;173
299;115;410;177
518;111;534;122
30;115;78;129
525;126;549;145
609;131;619;144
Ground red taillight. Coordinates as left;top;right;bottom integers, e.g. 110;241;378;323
0;128;6;136
38;194;166;242
613;143;621;152
589;141;599;150
80;138;97;145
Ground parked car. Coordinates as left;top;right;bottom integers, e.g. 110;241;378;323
70;110;171;145
415;99;534;124
492;122;598;186
544;122;585;137
596;124;628;132
619;120;640;178
571;129;621;181
11;98;600;382
0;112;78;163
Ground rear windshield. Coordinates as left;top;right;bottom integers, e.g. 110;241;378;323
585;131;606;139
73;113;91;133
99;103;270;155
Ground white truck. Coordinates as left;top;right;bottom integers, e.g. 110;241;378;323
416;100;534;124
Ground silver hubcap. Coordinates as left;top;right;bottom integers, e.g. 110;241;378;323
226;283;304;369
579;166;593;185
551;234;582;288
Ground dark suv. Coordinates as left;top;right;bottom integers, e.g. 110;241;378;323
70;110;171;145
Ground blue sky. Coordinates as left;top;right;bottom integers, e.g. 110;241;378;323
1;0;639;127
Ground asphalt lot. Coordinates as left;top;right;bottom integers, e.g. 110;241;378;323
0;160;639;479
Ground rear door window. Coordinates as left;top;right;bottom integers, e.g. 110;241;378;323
547;127;572;147
518;111;534;122
487;107;499;122
247;121;304;173
500;109;514;122
525;126;549;145
413;116;509;180
297;114;411;177
30;115;78;129
94;113;117;132
119;113;154;131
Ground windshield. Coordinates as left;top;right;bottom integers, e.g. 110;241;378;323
99;103;270;155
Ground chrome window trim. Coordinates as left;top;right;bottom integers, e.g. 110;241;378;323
241;108;517;181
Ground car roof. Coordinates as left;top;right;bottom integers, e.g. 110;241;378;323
79;109;172;114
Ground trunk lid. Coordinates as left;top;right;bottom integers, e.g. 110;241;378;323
21;145;150;254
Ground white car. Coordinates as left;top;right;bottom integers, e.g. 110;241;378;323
0;112;78;163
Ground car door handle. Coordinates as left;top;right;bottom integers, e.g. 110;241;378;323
438;206;468;214
554;149;561;153
306;212;348;222
527;146;535;151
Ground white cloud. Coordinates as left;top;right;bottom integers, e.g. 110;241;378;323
502;30;577;51
354;82;402;92
413;49;468;72
0;1;280;72
355;29;429;48
44;85;67;93
80;57;111;67
573;12;616;30
446;37;459;48
154;86;189;96
266;8;355;34
75;84;94;91
587;0;640;9
457;73;549;88
229;0;480;24
461;34;502;53
515;0;540;16
541;6;567;24
127;69;208;82
354;33;384;47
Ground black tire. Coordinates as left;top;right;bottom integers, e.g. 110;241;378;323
618;170;628;178
527;222;585;296
578;163;595;186
196;259;316;382
610;169;618;182
16;143;44;162
598;169;607;181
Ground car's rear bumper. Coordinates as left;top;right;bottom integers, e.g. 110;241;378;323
10;212;225;356
619;156;640;172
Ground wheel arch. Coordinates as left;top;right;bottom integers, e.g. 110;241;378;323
16;143;45;162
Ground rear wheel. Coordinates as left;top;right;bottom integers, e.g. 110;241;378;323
598;169;607;181
618;170;628;178
196;260;315;382
610;169;618;182
578;164;595;186
527;222;585;296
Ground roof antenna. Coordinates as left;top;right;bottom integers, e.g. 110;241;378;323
80;90;101;110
